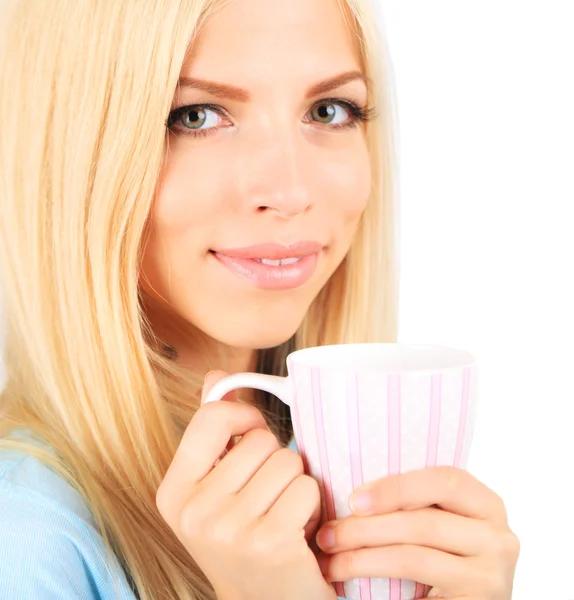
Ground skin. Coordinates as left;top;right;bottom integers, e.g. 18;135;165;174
140;0;371;374
151;1;520;598
315;469;520;599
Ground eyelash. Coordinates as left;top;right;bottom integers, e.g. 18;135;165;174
165;98;378;139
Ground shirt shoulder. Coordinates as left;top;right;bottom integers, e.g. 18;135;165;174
0;438;137;599
0;439;96;525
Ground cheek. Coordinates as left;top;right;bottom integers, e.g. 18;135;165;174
141;159;222;290
152;161;218;237
322;142;371;222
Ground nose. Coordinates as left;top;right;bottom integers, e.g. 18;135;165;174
256;185;311;219
236;128;313;219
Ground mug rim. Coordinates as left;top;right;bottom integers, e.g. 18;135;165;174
286;342;476;373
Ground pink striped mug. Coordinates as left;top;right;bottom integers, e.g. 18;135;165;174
203;343;478;600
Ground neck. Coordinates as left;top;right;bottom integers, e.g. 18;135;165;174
141;291;259;379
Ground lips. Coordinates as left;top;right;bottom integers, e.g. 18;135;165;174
210;241;324;290
213;241;324;261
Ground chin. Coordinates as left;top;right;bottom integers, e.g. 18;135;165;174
216;325;298;351
202;311;304;352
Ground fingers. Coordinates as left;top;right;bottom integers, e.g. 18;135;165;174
202;371;240;455
350;467;508;527
197;427;281;500
157;377;270;522
201;371;238;404
316;507;491;557
230;447;305;521
317;544;475;591
264;472;322;534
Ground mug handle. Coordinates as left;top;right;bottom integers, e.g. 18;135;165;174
201;372;291;407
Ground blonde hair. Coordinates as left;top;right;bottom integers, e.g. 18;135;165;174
0;0;400;598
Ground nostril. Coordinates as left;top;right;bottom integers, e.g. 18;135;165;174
256;204;310;218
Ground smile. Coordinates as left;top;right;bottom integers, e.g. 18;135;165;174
210;241;323;290
253;257;302;266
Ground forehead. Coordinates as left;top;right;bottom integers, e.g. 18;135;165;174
182;0;363;83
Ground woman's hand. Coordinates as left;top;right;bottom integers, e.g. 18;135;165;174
314;466;520;600
156;371;337;600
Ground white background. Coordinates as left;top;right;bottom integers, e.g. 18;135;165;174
1;1;573;599
381;1;574;599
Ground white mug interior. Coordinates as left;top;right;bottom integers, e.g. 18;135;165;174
287;343;476;373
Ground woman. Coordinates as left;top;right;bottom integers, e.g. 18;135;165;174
0;0;519;599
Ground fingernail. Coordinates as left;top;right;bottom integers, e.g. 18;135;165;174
204;370;216;382
350;490;372;514
316;526;336;550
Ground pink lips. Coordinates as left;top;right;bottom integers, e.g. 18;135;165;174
212;241;323;290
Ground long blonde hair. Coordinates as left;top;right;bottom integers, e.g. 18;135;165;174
0;0;400;598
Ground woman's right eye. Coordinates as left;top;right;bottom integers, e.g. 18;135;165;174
166;104;227;138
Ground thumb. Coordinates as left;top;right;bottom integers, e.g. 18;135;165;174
201;370;241;455
201;370;238;405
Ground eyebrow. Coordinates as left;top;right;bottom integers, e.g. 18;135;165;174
176;70;370;102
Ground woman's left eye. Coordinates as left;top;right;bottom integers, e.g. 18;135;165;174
166;99;375;138
309;102;351;125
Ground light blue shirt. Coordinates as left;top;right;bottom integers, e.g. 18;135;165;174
0;431;343;599
0;430;138;598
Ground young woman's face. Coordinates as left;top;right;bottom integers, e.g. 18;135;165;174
141;0;372;350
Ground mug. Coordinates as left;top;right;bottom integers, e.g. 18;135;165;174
203;343;478;600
